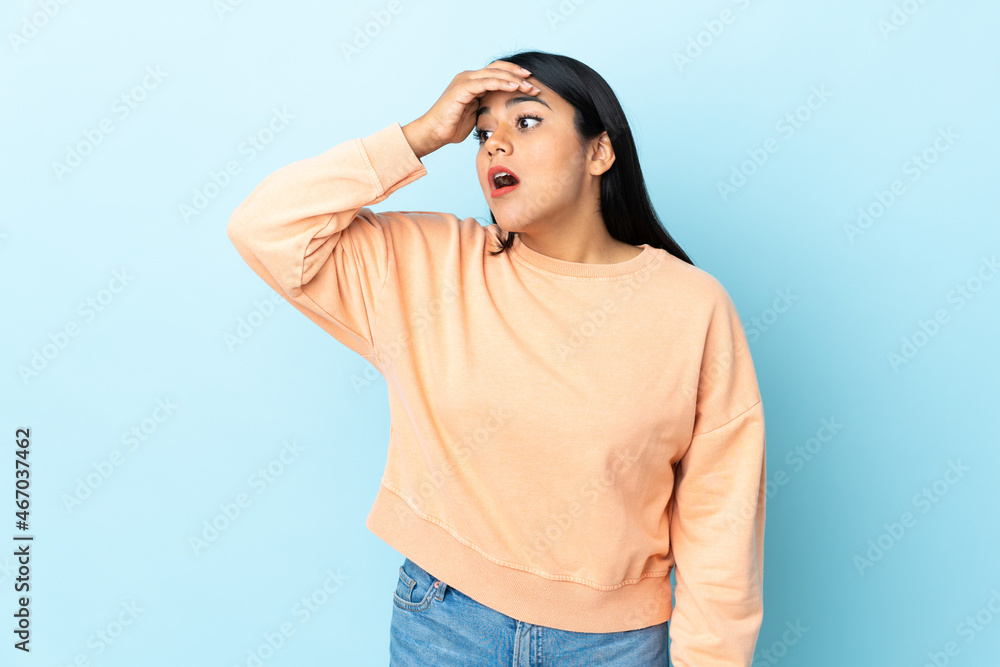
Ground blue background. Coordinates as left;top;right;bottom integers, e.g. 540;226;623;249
2;1;998;665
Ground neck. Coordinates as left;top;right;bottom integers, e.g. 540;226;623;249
516;185;635;264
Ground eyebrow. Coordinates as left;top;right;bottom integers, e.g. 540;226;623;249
475;95;551;120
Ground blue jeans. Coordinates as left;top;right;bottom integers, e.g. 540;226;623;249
389;557;671;666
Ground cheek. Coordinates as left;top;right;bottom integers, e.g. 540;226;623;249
476;173;488;193
476;154;493;191
531;142;580;186
534;161;580;201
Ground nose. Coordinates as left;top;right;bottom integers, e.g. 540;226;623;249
485;129;509;157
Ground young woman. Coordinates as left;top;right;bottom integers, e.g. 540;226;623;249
227;50;766;666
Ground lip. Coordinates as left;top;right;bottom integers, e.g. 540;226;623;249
488;164;521;198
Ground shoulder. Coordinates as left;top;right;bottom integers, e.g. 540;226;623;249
650;250;741;319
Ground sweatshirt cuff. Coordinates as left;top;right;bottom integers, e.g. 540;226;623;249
360;122;427;195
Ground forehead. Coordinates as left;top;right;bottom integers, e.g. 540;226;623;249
476;84;559;120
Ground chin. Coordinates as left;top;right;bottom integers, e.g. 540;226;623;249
489;209;534;233
486;198;539;232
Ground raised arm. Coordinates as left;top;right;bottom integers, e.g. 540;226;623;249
226;61;540;365
226;122;426;363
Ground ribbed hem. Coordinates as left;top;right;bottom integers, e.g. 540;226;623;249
365;481;675;633
359;122;426;194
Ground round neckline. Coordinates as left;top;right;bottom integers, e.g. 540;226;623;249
510;234;658;278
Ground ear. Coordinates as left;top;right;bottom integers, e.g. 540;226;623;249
587;131;616;176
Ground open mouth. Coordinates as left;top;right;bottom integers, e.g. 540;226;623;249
489;166;521;197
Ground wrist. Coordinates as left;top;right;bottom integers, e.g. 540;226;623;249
401;120;437;159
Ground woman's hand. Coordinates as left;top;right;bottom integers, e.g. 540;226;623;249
402;61;541;158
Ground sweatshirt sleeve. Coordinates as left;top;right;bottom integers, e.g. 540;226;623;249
668;286;766;667
226;122;427;365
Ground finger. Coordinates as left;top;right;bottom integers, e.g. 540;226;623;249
484;60;533;77
457;77;525;105
476;78;541;99
475;61;537;89
466;72;540;97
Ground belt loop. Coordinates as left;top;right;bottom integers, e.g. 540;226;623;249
433;579;448;601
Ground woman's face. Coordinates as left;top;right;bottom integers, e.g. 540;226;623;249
474;75;597;232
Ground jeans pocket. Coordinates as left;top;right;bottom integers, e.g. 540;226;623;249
393;558;446;612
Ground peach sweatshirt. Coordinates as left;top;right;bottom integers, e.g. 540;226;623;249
226;121;766;665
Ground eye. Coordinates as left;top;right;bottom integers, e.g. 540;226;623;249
472;114;543;145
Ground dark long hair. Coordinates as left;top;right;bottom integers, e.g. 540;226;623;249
480;50;694;266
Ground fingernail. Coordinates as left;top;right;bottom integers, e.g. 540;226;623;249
520;67;531;74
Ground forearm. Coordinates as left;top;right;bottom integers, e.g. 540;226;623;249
401;119;441;160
